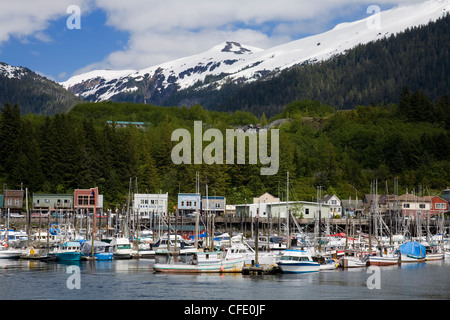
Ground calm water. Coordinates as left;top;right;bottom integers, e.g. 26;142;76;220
1;258;450;300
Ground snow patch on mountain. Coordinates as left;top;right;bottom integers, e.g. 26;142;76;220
61;0;450;103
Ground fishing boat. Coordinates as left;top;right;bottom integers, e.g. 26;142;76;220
398;242;426;263
152;251;245;273
424;244;444;261
366;246;399;266
111;236;133;259
80;240;114;260
49;241;82;261
276;249;320;273
339;249;367;268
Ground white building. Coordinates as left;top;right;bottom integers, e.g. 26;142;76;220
133;193;168;219
235;192;332;220
322;195;342;218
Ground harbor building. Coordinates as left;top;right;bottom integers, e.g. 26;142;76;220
32;193;74;217
235;192;332;220
133;192;168;220
178;193;201;216
3;189;24;215
74;188;103;216
201;196;226;216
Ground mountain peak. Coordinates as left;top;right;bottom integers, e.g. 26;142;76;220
221;41;252;54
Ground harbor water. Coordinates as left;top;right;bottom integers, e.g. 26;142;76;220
1;258;450;300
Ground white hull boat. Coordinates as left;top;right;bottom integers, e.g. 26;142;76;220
111;237;133;259
277;250;320;273
339;256;366;268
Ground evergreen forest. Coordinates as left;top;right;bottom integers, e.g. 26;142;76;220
1;88;449;211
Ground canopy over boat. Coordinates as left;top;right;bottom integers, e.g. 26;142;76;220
399;242;426;258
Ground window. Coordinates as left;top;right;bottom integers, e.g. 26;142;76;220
403;203;410;208
215;202;221;208
436;203;446;209
14;199;19;206
305;208;310;215
181;201;184;206
419;204;426;209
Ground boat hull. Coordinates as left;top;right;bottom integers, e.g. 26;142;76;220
367;256;399;266
400;253;426;263
153;259;244;274
0;250;23;259
277;261;320;273
113;252;132;259
55;252;82;261
425;253;444;261
95;252;114;260
339;256;366;268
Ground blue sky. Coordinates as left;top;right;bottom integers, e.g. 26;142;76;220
0;1;411;82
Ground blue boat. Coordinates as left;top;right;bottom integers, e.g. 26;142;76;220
80;240;113;260
50;241;82;261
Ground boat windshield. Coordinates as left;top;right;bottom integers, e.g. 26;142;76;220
280;256;310;261
116;245;131;250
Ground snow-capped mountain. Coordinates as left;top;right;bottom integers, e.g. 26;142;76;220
61;0;450;104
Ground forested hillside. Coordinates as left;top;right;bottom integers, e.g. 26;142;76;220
214;14;450;117
0;63;80;115
1;89;449;210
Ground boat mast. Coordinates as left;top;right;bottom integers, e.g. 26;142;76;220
286;171;290;249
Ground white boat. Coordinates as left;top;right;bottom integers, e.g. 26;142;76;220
153;251;245;273
0;245;24;259
111;236;133;259
276;250;320;273
425;244;444;261
339;250;367;268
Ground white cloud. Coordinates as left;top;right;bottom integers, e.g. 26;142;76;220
0;0;93;44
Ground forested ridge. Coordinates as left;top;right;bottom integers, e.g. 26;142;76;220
213;13;450;117
1;88;449;210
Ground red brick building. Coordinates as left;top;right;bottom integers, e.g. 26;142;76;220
74;188;103;215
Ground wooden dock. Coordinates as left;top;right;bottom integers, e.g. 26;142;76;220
242;265;279;275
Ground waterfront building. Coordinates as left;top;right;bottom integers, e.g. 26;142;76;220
74;188;103;216
32;193;74;217
201;196;226;216
235;193;331;220
3;189;24;215
178;193;201;216
423;196;449;216
384;193;431;218
133;193;168;219
322;194;342;218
